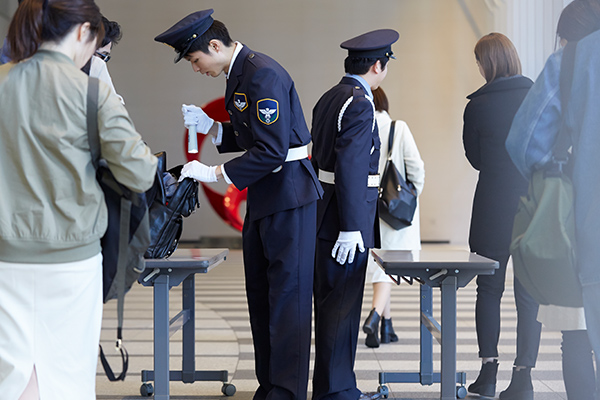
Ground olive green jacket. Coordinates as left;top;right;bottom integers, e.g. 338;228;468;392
0;50;157;263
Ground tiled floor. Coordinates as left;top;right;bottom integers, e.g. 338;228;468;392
96;245;567;400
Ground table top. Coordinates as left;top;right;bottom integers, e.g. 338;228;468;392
144;248;229;271
371;250;498;287
372;250;498;270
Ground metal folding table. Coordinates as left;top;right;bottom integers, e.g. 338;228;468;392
138;248;235;399
370;250;498;400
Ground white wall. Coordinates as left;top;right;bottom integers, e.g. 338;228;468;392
0;0;17;38
0;0;568;246
492;0;573;80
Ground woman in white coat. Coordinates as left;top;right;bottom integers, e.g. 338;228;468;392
362;87;425;347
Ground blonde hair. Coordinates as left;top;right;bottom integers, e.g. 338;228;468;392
474;32;522;83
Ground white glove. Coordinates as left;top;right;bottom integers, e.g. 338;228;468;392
182;104;214;134
179;160;218;183
331;231;365;265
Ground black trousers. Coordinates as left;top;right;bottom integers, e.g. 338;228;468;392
475;252;542;367
243;202;316;400
312;239;369;400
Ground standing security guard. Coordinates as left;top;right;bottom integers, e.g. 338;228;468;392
310;29;399;400
155;9;323;400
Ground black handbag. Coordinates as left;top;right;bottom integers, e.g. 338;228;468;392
378;121;418;230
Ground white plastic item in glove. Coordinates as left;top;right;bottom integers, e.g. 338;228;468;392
182;104;214;134
331;230;365;265
178;160;218;183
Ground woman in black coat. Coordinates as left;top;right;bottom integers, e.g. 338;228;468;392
463;32;541;400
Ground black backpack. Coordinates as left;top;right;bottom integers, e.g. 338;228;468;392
145;152;200;259
86;78;200;381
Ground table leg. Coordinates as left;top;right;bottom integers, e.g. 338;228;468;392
420;284;434;385
154;274;170;400
440;276;458;400
182;275;195;383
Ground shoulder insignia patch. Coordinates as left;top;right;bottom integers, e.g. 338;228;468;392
234;93;248;112
257;98;279;125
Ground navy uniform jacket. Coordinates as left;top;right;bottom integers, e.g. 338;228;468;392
218;45;323;221
311;76;381;249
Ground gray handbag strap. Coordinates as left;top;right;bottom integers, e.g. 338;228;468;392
88;76;131;380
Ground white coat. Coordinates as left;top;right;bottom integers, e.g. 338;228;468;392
367;111;425;283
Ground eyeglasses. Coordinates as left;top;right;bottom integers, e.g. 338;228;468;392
94;51;111;63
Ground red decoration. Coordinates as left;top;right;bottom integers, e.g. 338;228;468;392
184;97;246;231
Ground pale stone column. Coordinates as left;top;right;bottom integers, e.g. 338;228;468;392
486;0;572;80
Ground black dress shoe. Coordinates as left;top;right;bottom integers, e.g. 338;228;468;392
362;308;380;335
380;318;398;343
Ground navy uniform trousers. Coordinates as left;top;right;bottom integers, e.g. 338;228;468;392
243;201;316;400
313;240;370;400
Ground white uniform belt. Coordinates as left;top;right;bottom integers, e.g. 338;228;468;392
272;145;309;172
285;145;309;162
318;169;380;188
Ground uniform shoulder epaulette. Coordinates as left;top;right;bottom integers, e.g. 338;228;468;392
337;86;376;132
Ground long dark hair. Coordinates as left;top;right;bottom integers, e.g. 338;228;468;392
557;0;600;43
7;0;103;62
372;87;389;113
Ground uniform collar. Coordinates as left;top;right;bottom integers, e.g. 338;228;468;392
345;73;373;98
226;41;243;80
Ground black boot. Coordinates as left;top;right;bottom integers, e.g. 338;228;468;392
363;309;381;348
380;318;398;344
499;367;533;400
363;308;380;335
365;332;380;348
468;360;498;398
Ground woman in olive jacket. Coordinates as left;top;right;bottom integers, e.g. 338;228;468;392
463;33;540;400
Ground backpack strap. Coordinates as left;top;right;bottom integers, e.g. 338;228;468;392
552;43;577;166
87;77;130;381
87;77;101;168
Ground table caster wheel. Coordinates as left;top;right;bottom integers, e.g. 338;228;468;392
456;385;467;399
222;383;236;396
140;382;154;397
377;385;389;398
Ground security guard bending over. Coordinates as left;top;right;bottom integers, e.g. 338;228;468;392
310;29;399;400
155;9;323;400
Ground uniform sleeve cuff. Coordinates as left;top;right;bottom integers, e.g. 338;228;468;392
212;122;223;145
221;163;232;184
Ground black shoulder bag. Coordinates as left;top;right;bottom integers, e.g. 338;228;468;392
378;120;418;230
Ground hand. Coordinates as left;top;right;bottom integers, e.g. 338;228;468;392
331;231;365;265
179;160;218;183
182;104;214;134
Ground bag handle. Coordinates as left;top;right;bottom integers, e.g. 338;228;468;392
387;120;396;159
386;120;410;181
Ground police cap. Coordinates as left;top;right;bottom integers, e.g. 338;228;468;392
154;9;214;63
340;29;399;59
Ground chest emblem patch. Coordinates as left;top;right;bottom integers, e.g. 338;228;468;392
257;99;279;125
234;93;248;112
